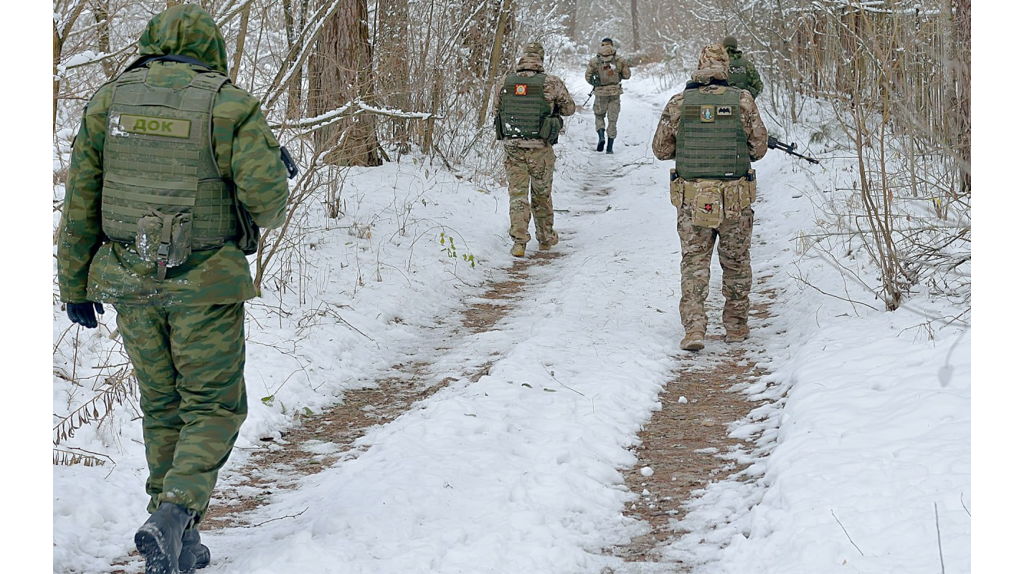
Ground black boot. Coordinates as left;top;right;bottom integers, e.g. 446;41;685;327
178;528;211;573
596;129;605;152
135;502;194;574
606;137;615;154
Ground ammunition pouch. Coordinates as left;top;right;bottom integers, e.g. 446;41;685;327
679;171;757;228
540;115;563;145
137;210;193;279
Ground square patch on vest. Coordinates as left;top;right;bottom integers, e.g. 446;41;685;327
700;105;716;122
514;84;528;96
716;106;733;116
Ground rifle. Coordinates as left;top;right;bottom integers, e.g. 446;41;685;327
767;136;820;165
583;87;595;108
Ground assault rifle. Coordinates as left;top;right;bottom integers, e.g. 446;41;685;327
768;136;819;165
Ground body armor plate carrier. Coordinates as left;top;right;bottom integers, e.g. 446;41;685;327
675;86;750;180
496;73;552;141
102;67;238;267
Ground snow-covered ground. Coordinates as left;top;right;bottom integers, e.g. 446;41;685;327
47;59;971;574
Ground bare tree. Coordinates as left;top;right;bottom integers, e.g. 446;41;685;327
307;0;382;166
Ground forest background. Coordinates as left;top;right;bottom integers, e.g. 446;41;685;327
35;0;998;569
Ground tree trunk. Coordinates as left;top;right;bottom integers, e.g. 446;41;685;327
230;2;251;84
307;0;382;166
478;0;514;128
93;0;113;77
631;0;640;51
376;0;412;153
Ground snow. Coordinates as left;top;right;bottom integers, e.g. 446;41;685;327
43;56;979;574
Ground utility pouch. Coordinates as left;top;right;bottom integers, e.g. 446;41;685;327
540;115;562;145
136;211;192;279
688;182;725;228
670;175;684;208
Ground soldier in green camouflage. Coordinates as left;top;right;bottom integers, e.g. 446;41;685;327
722;35;763;99
494;42;576;257
585;38;632;154
652;44;767;352
56;5;289;572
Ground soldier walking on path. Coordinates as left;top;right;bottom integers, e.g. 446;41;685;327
57;5;290;573
723;35;763;99
494;42;576;257
585;38;632;154
651;44;768;351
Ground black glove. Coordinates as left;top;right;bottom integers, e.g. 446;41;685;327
67;302;104;329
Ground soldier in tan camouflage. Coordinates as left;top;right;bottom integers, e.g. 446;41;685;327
57;5;290;572
585;38;632;154
652;44;768;351
494;43;576;257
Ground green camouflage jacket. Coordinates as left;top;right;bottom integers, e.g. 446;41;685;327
57;4;289;306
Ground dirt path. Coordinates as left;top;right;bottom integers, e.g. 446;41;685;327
607;281;778;571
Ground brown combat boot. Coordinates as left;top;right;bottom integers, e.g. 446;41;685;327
724;325;750;343
680;331;705;351
510;243;526;257
539;232;559;251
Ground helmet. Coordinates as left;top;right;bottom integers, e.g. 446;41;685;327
524;42;545;60
722;36;738;49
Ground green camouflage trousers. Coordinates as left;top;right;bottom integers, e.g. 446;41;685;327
504;145;557;245
593;95;621;138
115;302;248;523
675;204;754;334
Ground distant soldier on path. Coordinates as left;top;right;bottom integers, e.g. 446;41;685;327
57;5;290;572
652;44;768;351
723;35;763;99
585;37;632;154
494;42;576;257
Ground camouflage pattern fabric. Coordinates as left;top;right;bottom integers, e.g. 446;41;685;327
116;302;247;522
504;146;557;245
593;95;621;138
57;3;289;306
675;206;754;334
585;46;632;97
493;50;576;150
726;46;763;99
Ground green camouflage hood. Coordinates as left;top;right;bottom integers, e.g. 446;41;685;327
138;4;228;74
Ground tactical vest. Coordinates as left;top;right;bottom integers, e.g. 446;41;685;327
498;73;550;140
597;57;620;86
727;56;750;91
675;86;750;180
101;67;238;252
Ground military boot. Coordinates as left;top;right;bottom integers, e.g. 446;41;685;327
596;129;606;152
680;331;705;352
135;502;194;574
511;243;526;257
606;137;615;154
724;325;750;343
539;232;559;251
178;528;211;573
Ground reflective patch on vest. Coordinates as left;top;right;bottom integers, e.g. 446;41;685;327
700;105;716;123
114;113;192;139
514;84;528;96
716;106;733;116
